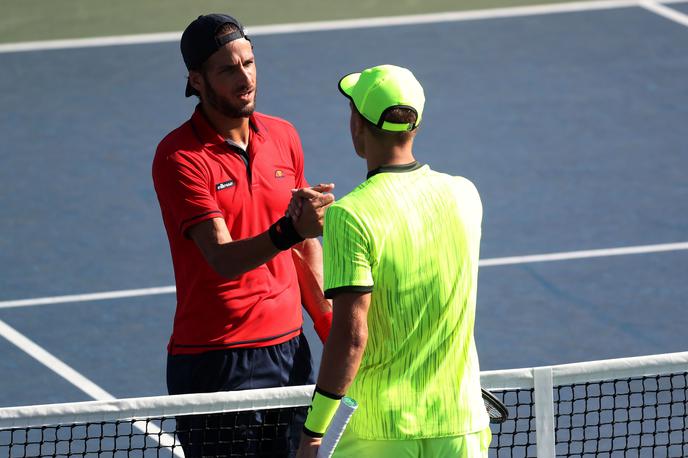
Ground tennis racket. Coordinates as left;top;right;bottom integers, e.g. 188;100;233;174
481;388;508;424
316;396;358;458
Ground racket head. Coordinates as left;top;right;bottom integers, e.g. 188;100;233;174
481;388;508;424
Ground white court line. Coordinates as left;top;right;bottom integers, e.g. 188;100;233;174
639;0;688;25
1;0;687;54
0;286;177;309
478;241;688;266
0;319;114;400
0;241;686;309
0;319;183;456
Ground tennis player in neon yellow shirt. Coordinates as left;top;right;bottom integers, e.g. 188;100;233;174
296;65;491;458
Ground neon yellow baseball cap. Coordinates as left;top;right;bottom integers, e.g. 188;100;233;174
338;64;425;132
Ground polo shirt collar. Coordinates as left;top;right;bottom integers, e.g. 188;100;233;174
366;161;423;179
190;104;261;148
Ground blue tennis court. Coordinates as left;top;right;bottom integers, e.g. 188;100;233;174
0;1;686;411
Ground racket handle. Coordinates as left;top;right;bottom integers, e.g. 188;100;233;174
313;310;333;343
316;397;358;458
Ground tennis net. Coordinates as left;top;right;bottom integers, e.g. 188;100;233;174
0;351;686;457
483;351;688;457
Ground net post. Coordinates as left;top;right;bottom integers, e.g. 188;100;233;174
534;366;555;458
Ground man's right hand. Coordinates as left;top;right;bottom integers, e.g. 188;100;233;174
288;183;335;238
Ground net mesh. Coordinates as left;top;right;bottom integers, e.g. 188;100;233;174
1;408;304;457
489;372;688;457
1;353;686;457
490;388;536;456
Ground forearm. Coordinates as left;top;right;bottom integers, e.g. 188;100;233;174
301;292;369;445
292;239;333;342
208;230;282;279
192;216;303;280
292;239;330;308
316;302;368;395
293;238;325;288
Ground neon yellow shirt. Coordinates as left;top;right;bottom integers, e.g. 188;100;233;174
323;163;489;439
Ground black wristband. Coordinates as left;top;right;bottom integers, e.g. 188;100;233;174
302;426;325;438
268;216;304;250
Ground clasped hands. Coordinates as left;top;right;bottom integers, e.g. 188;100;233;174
287;183;335;239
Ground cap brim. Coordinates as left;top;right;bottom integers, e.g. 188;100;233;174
338;72;361;100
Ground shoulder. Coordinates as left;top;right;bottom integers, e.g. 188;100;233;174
152;120;207;180
253;113;305;165
324;181;377;232
252;112;299;136
424;168;480;199
433;171;483;219
332;180;375;213
452;175;481;203
252;112;304;157
154;120;198;163
324;198;359;229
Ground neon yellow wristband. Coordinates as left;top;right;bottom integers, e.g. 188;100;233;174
303;388;342;438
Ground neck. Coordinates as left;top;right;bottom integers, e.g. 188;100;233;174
201;103;250;146
365;142;416;172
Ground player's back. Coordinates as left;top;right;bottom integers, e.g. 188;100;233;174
323;163;488;439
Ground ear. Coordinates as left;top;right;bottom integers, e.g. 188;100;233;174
350;108;364;136
188;70;204;95
349;108;367;159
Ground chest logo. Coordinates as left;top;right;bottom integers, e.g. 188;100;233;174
216;180;235;191
275;170;285;179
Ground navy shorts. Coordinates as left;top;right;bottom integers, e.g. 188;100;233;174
167;333;315;458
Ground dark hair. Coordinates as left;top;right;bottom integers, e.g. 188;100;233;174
361;107;419;142
383;107;418;125
217;22;241;39
188;22;246;98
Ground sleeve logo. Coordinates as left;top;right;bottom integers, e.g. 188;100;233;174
216;180;235;191
275;170;285;178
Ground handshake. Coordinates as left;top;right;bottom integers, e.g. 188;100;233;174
287;183;336;239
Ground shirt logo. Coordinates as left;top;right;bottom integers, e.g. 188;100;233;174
216;180;235;191
275;170;285;179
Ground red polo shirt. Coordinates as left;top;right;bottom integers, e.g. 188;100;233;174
152;106;307;355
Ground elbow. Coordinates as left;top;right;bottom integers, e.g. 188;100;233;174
349;325;368;353
331;318;368;354
206;253;239;280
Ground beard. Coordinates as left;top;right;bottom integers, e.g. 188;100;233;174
202;72;256;118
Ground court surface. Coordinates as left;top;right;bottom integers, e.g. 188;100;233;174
0;1;687;408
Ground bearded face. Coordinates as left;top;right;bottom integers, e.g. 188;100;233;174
193;38;257;119
202;68;256;118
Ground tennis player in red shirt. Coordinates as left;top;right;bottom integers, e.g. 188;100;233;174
152;14;333;458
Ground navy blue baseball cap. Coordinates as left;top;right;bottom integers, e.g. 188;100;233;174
180;14;250;97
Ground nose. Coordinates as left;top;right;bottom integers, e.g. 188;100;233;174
237;64;252;86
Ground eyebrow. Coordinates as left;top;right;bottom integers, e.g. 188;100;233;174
217;63;240;71
216;58;254;72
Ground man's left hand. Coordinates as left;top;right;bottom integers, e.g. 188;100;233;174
289;184;335;238
295;433;322;458
287;183;335;221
